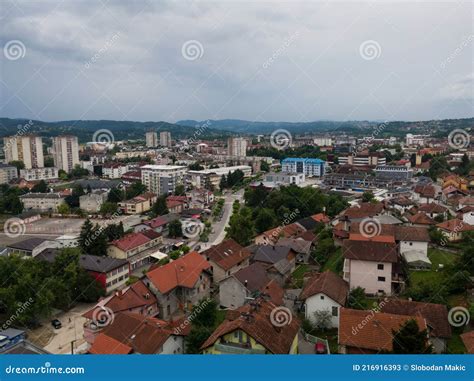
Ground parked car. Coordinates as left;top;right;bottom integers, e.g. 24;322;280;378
51;319;62;329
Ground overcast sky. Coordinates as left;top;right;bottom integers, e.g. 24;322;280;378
0;0;472;123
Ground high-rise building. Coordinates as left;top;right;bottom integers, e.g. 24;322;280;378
146;131;158;148
281;158;326;177
0;163;18;184
52;135;80;173
227;137;247;157
3;135;44;169
159;131;172;147
141;165;187;195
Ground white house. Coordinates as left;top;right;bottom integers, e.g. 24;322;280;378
395;226;430;256
299;270;348;328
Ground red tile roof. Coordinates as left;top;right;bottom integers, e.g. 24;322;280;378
342;203;384;219
311;213;330;223
418;203;447;214
146;251;210;294
407;212;435;225
343;239;398;263
380;299;451;339
201;239;251;271
110;232;150;252
339;308;427;352
437;218;474;233
89;333;132;354
300;270;349;305
460;331;474;354
201;300;300;354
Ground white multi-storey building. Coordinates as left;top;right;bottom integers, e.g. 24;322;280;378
141;165;187;195
159;131;172;147
0;164;18;184
227;137;247;157
338;153;386;167
146;131;158;148
313;137;333;146
4;135;44;169
20;167;59;181
405;134;427;147
281;158;326;177
52;135;80;173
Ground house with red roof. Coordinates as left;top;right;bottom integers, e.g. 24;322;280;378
118;192;157;214
436;218;474;242
145;251;211;319
338;308;428;354
299;270;349;328
107;230;163;270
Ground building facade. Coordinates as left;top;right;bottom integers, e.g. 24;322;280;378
227;137;248;157
52;135;80;173
0;164;18;184
281;158;326;177
159;131;172;147
141;165;187;195
4;135;44;169
19;167;59;181
145;131;158;148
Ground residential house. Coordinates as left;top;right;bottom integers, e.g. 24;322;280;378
340;202;385;222
338;308;427;354
439;174;468;191
145;251;211;319
418;203;448;220
118;192;157;214
381;299;451;353
457;206;474;225
19;193;66;213
413;184;436;203
166;198;186;214
254;223;306;246
218;262;284;309
406;212;435;227
6;238;52;257
395;226;430;257
102;163;129;179
277;237;312;263
299;270;349;328
436;218;474;242
107;230;163;270
79;190;108;213
134;213;180;234
187;189;214;209
201;299;300;354
342;239;402;295
460;331;474;354
83;280;158;344
249;244;296;286
88;312;185;354
202;239;251;283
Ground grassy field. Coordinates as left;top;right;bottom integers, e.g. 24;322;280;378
291;264;310;288
322;247;343;274
408;248;458;288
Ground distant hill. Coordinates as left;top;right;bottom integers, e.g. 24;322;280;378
178;118;474;137
0;118;232;143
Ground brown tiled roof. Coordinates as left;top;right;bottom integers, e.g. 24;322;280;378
88;333;133;354
418;203;447;214
200;300;300;354
102;312;175;354
414;184;435;198
83;280;156;320
233;262;270;292
437;218;474;233
147;251;210;294
406;212;435;225
342;202;384;219
339;308;427;352
460;331;474;354
311;213;330;223
299;270;348;305
380;299;451;339
343;239;398;263
394;226;430;242
201;239;251;271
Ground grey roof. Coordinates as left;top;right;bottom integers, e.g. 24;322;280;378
296;217;319;231
34;248;60;263
0;328;25;338
7;238;49;251
233;262;269;292
374;215;403;225
79;255;128;273
249;245;293;264
20;193;64;199
402;251;432;265
75;179;122;189
277;238;311;254
1;340;50;354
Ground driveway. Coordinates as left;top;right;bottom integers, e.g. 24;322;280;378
27;302;96;354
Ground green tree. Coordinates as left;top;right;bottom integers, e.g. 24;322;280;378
57;203;70;215
9;160;24;174
100;202;119;215
226;207;255;246
125;181;147;199
174;184;185;196
31;180;48;193
254;208;277;233
362;191;375;203
392;319;432;354
219;175;227;191
152;195;169;216
347;287;368;310
260;160;270;172
168;219;183;238
65;185;85;208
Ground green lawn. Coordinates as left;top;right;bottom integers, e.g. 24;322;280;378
408;248;458;288
447;331;467;354
322;247;343;274
291;264;310;288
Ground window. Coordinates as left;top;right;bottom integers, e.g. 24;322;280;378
378;276;386;282
377;264;384;270
320;295;324;300
409;242;413;246
332;306;338;317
